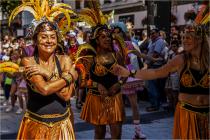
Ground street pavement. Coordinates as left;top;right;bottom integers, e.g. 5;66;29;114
0;92;174;140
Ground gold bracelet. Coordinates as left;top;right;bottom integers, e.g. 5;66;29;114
61;72;73;86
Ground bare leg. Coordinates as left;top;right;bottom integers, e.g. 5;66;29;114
10;83;17;107
17;95;24;109
128;93;146;139
110;122;122;139
127;93;139;120
5;83;17;112
94;125;106;139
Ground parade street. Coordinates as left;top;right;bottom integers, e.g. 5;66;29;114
1;95;174;140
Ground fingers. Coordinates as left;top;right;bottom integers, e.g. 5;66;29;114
25;66;40;78
27;71;40;78
111;65;121;75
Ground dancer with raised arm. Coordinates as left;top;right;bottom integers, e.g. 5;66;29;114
111;7;209;139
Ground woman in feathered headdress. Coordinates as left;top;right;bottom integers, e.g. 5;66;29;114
111;1;209;139
78;0;127;139
9;0;77;139
110;21;146;139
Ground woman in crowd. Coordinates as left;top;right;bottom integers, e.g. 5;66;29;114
9;0;77;139
79;1;128;139
111;24;209;139
80;23;126;139
5;49;26;114
19;21;77;139
111;22;146;139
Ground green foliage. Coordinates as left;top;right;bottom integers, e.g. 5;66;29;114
0;0;20;17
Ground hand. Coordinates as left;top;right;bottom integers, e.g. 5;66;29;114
25;65;52;79
98;83;109;97
108;83;121;96
110;64;130;77
56;83;74;101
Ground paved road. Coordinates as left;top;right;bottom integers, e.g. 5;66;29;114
0;96;174;140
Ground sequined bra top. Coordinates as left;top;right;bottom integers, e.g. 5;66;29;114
26;55;67;115
179;65;209;95
90;53;118;89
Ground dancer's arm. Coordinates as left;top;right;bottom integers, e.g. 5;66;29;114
22;57;74;96
111;55;184;80
56;55;77;101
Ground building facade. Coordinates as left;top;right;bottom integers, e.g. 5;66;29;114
0;0;202;38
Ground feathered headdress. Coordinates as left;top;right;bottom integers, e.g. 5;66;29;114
188;1;210;36
194;1;209;25
9;0;76;38
78;0;114;39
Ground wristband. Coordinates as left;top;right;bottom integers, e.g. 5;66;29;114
62;76;71;87
129;70;137;78
61;72;73;87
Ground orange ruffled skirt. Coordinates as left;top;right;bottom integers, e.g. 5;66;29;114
80;90;125;125
17;111;75;140
173;102;209;139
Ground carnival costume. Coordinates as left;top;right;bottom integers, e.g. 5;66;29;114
173;64;209;139
173;2;209;139
9;0;76;139
111;22;146;139
78;1;125;125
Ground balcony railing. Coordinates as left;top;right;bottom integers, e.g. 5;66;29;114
101;0;144;11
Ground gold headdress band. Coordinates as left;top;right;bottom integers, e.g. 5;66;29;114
9;0;76;38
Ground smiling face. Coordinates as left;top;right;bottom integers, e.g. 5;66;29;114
96;29;112;51
182;32;196;52
37;30;57;54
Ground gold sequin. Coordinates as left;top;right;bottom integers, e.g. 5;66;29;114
180;73;193;87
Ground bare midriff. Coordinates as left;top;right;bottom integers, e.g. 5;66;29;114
179;92;209;106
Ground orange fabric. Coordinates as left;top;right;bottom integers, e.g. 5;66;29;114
80;92;125;125
173;102;209;139
17;116;75;140
75;63;87;88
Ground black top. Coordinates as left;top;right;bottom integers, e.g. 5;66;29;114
90;57;118;89
27;55;67;115
179;65;209;95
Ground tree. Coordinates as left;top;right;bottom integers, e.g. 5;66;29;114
0;0;20;18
